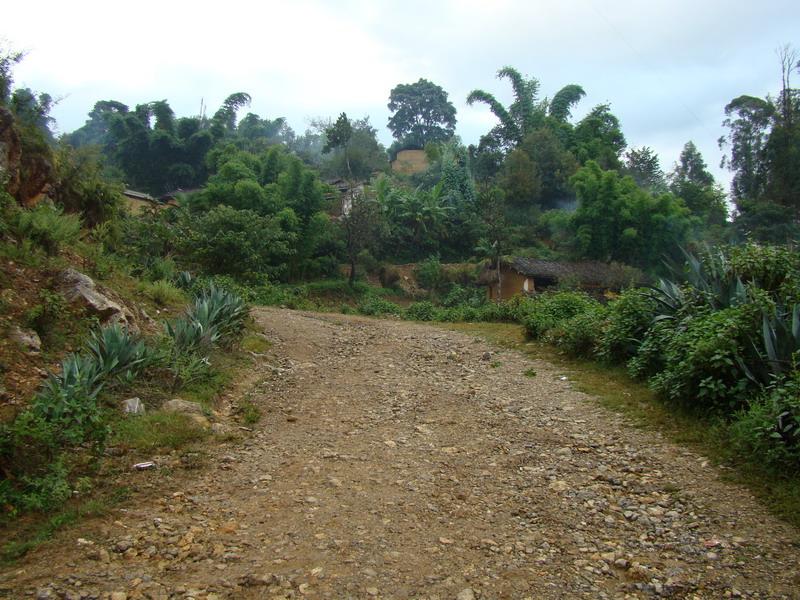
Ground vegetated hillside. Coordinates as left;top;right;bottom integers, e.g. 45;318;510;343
0;188;265;528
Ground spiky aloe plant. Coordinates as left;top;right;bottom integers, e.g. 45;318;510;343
762;304;800;377
175;271;194;290
32;353;107;445
681;246;748;310
191;284;248;342
165;317;219;351
86;323;149;381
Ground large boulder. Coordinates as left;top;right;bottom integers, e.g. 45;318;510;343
57;268;136;329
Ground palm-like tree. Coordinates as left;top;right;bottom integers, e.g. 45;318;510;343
467;66;585;148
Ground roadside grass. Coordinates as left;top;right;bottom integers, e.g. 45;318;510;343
111;412;208;453
239;399;263;425
440;321;800;529
136;279;187;308
241;332;272;353
1;486;131;564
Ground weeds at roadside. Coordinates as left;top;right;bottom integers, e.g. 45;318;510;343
239;400;262;425
0;486;131;565
111;412;208;453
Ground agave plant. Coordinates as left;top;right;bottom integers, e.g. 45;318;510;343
32;353;107;445
192;284;248;341
86;323;149;380
175;271;194;290
762;304;800;377
644;278;686;320
681;246;748;310
165;316;219;351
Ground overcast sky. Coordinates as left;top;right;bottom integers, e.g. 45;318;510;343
4;0;799;189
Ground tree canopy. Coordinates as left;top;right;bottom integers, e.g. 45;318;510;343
387;78;456;151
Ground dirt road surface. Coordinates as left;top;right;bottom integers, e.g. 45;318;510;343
2;308;799;599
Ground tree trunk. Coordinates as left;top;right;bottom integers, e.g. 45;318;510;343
496;254;502;302
349;258;357;286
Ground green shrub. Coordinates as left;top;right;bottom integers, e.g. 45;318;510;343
357;295;402;317
12;202;82;256
503;295;539;322
250;284;294;306
437;305;466;322
146;256;177;282
192;274;259;302
728;243;800;294
548;305;609;358
520;292;599;339
730;370;800;472
0;411;60;491
24;289;67;339
627;318;675;380
0;446;71;516
650;304;762;412
415;256;445;291
0;188;16;236
596;288;656;363
405;301;439;321
441;284;484;308
182;205;292;279
458;305;482;322
475;300;515;322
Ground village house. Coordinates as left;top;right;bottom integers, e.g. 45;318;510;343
390;148;429;176
479;257;643;300
325;178;365;217
122;189;181;215
158;188;199;206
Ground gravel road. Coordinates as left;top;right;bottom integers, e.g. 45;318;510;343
2;308;799;599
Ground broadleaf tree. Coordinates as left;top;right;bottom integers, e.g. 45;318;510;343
387;78;457;150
